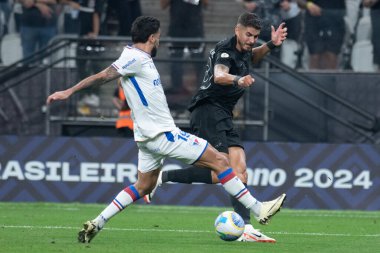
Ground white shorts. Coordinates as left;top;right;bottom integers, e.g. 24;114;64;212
136;127;208;173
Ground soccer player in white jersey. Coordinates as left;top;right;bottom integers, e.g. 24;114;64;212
46;16;286;243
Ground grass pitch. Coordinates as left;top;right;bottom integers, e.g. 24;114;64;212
0;202;379;253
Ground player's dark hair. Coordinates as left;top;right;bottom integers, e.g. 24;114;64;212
131;16;160;43
237;12;261;30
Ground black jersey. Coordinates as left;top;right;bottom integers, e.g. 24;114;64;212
188;36;252;114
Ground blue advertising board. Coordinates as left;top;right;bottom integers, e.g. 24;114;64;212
0;135;379;210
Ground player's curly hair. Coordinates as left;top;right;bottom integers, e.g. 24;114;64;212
237;12;262;30
131;16;160;43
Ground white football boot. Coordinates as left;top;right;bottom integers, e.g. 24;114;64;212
143;170;163;204
237;224;276;243
255;193;286;225
78;220;101;243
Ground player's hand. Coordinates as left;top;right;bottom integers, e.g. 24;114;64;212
237;75;254;88
271;22;287;47
46;90;72;105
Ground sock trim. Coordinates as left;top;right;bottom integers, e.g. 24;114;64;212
112;199;124;210
235;188;249;199
124;185;141;201
217;168;235;184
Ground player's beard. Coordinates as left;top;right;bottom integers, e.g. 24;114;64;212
242;42;254;52
238;40;253;52
151;46;158;57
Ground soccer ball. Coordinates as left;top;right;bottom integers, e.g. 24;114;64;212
214;211;245;241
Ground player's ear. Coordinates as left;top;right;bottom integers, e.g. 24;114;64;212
148;34;155;43
235;24;240;37
149;33;159;44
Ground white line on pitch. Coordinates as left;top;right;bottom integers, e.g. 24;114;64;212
1;225;379;237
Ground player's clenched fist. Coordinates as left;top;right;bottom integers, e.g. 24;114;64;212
237;75;255;88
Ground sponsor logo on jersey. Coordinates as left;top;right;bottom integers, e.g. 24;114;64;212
122;58;137;69
153;78;161;86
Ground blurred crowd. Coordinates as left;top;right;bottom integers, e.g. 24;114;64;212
0;0;379;70
238;0;380;72
0;0;379;116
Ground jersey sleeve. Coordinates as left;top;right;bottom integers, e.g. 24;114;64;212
112;49;142;76
214;50;233;69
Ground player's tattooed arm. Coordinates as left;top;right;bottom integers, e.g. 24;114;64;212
214;64;254;88
214;64;234;86
47;65;121;104
73;65;121;92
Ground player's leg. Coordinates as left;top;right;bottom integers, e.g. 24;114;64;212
227;147;251;222
163;166;214;184
153;127;264;216
194;144;286;225
228;146;275;242
78;147;162;243
143;164;216;203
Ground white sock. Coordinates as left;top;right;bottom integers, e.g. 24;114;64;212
217;168;262;217
93;185;141;229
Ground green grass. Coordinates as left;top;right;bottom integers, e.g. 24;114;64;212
0;202;379;253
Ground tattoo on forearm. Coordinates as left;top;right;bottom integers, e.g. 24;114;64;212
104;66;121;82
73;66;120;92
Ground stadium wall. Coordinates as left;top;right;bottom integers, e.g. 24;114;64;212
0;135;379;210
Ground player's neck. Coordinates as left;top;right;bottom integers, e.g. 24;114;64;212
132;43;152;56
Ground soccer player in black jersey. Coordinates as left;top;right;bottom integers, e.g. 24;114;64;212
144;12;288;243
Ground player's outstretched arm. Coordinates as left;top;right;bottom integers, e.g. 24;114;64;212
46;66;121;105
251;22;288;64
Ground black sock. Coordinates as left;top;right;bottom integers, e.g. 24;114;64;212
161;166;212;184
229;184;251;224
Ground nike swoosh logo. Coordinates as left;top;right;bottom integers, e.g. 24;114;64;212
245;232;262;238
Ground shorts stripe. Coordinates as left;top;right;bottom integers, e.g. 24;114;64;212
165;132;175;142
192;142;208;164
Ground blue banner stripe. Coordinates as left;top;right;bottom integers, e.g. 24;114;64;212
129;76;148;106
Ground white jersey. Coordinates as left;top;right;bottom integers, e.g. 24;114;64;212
112;46;176;141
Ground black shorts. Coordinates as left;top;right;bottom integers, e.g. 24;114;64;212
304;10;345;55
190;103;243;154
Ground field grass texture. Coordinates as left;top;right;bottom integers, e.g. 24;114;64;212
0;202;379;253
